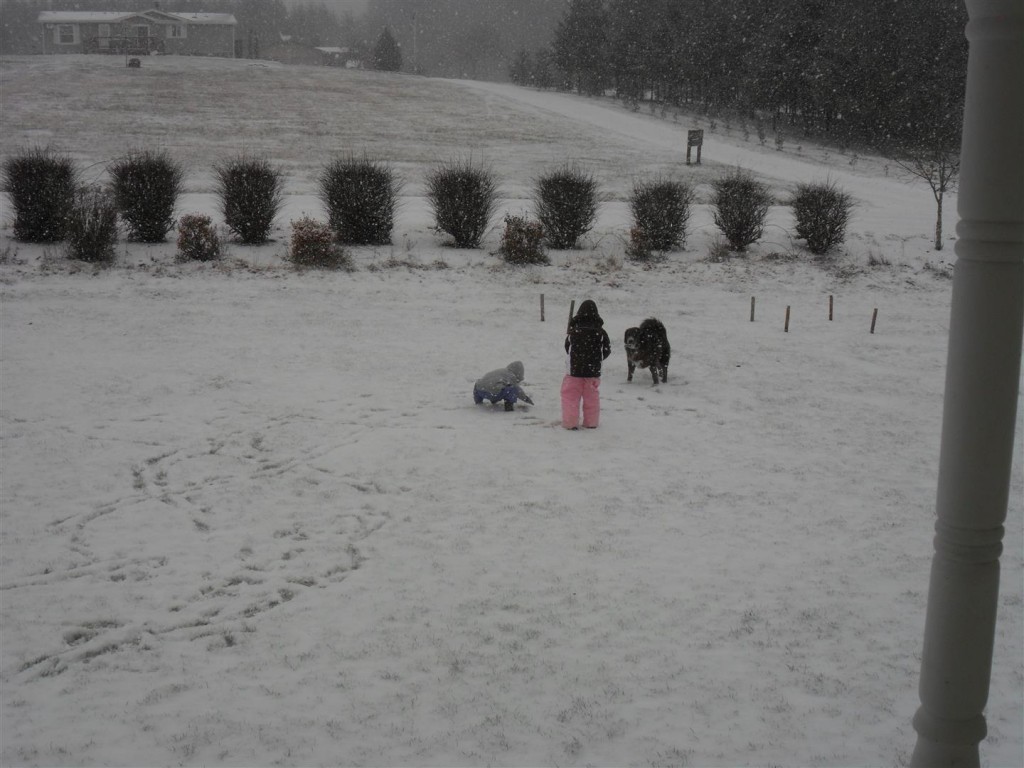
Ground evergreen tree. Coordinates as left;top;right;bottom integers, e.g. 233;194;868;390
0;0;42;55
608;0;648;103
287;3;344;48
552;0;609;95
532;48;557;90
454;21;503;79
605;0;678;104
372;26;403;72
509;48;532;86
646;1;681;103
235;0;289;58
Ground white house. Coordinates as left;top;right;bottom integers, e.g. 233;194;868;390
37;8;236;58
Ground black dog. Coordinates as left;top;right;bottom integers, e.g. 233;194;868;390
624;318;670;385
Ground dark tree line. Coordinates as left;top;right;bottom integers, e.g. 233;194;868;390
521;0;967;156
363;0;564;81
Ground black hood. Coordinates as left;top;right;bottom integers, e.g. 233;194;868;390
573;299;603;327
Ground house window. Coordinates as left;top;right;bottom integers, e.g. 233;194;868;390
57;25;77;45
167;24;186;39
98;23;111;48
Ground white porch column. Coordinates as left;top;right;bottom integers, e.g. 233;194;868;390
911;1;1024;766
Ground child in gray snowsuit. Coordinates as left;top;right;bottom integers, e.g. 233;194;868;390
474;361;534;411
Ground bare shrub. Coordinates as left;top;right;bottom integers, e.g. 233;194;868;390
866;249;891;268
288;217;351;269
534;164;598;249
629;177;694;252
498;214;548;265
66;186;118;263
319;156;400;245
425;158;500;249
214;154;284;244
2;147;77;242
622;227;655;264
711;168;772;252
176;213;222;262
705;237;732;263
108;149;184;242
791;179;855;255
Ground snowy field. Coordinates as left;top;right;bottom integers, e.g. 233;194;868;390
0;55;1021;767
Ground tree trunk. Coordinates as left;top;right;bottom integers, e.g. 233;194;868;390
935;191;944;250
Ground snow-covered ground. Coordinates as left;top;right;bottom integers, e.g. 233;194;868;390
0;55;1020;767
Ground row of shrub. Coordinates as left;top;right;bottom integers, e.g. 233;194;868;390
1;148;854;267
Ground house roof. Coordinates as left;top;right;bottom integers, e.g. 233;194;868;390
171;13;237;26
38;12;128;24
38;10;237;26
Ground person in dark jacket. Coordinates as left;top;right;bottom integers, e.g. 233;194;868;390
561;299;611;429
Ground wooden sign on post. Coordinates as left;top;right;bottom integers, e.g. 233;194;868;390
686;129;704;165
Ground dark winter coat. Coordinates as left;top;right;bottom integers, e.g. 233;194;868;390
564;300;612;378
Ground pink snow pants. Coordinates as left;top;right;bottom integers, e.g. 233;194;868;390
561;375;601;429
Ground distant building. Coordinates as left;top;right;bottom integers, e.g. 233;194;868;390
263;36;361;68
37;8;237;58
315;47;362;69
262;34;321;67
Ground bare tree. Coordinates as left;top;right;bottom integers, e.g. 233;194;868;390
891;146;960;251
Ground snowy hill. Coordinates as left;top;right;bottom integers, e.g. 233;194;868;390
1;55;1020;767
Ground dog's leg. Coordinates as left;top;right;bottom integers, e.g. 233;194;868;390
627;357;634;381
650;366;659;386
